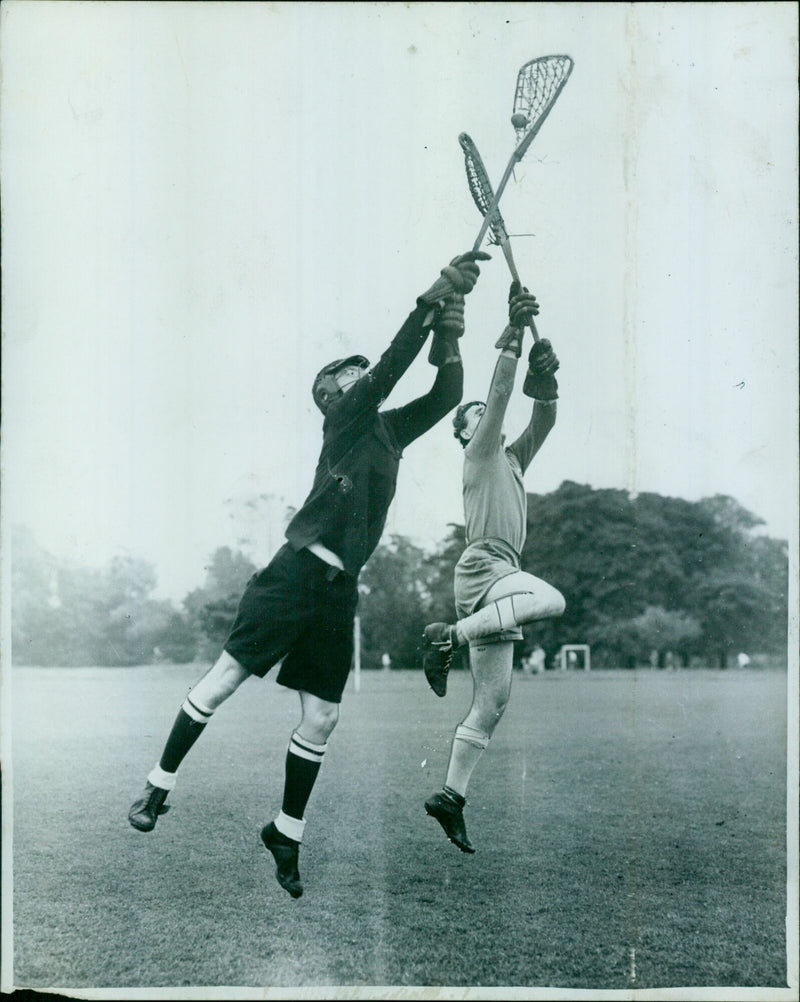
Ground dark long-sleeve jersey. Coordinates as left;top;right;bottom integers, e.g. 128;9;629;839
285;303;463;578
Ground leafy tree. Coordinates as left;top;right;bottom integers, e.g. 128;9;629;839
183;546;257;660
522;483;788;667
693;573;786;667
11;526;194;666
358;535;431;670
630;605;702;666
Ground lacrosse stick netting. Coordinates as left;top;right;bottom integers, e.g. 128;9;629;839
459;132;540;341
473;54;574;250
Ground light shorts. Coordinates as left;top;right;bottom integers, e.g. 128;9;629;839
454;537;524;645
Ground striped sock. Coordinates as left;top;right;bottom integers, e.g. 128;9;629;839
158;695;214;774
279;731;327;834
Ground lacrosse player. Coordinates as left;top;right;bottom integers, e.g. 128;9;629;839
127;249;489;898
421;282;565;853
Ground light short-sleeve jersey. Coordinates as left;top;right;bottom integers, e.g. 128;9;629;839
462;441;526;556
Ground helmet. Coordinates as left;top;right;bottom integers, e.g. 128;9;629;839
452;400;484;445
312;355;370;413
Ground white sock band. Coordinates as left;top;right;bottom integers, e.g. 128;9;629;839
275;810;306;843
147;763;177;790
454;724;490;750
289;732;328;764
182;695;214;723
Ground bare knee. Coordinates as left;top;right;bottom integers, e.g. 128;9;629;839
466;686;510;736
190;651;250;710
299;696;339;743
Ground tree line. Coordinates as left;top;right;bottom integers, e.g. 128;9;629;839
11;483;788;670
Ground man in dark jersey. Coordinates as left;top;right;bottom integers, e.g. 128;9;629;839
421;283;565;853
127;249;489;898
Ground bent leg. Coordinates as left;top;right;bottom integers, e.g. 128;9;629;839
188;649;252;709
444;641;514;798
427;642;514;853
156;650;251;778
129;651;252;832
454;571;565;647
272;691;339;843
144;652;250;790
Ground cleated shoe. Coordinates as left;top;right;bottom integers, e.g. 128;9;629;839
422;623;457;697
260;822;303;899
128;782;170;832
425;788;475;853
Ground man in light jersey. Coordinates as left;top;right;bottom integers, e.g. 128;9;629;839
421;282;565;853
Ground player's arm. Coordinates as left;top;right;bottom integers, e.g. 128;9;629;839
351;251;489;415
509;339;560;473
385;291;468;448
467;284;539;460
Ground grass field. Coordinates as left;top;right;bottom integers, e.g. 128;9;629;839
6;664;791;993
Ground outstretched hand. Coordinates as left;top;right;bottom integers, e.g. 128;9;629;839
508;282;539;329
528;338;559;377
440;250;492;296
523;337;560;400
418;250;491;307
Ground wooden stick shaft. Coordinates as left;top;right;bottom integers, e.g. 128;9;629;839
499;232;539;343
471;156;518;252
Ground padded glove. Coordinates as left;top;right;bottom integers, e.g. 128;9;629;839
428;293;465;366
418;250;491;306
522;338;560;399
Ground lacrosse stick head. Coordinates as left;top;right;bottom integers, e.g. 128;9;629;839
459;132;508;246
512;55;574;159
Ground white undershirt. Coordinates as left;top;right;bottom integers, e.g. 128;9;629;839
306;541;344;571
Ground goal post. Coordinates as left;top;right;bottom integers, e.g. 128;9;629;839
353;615;361;692
559;644;591;671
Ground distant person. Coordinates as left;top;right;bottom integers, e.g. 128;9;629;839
530;643;546;674
381;652;392;672
737;651;751;669
420;282;565;853
127;249;490;898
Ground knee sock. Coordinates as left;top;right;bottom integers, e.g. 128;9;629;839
454;593;539;646
444;723;491;799
152;694;215;782
275;731;328;843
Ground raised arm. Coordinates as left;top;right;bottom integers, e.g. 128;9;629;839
466;284;540;460
508;338;560;472
466;353;518;459
338;251;489;418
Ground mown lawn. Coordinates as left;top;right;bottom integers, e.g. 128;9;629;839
8;665;789;992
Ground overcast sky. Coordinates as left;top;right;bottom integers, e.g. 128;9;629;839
2;2;797;601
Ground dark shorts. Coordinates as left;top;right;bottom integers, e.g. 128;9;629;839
224;544;359;704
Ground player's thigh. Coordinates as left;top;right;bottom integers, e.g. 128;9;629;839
277;572;359;704
483;569;563;610
225;545;320;676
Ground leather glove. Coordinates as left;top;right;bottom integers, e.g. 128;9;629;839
494;323;523;358
428;293;464;366
418;250;491;306
509;288;539;330
522;338;560;399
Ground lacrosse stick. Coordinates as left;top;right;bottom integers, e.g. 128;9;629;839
472;55;574;252
459;131;540;342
